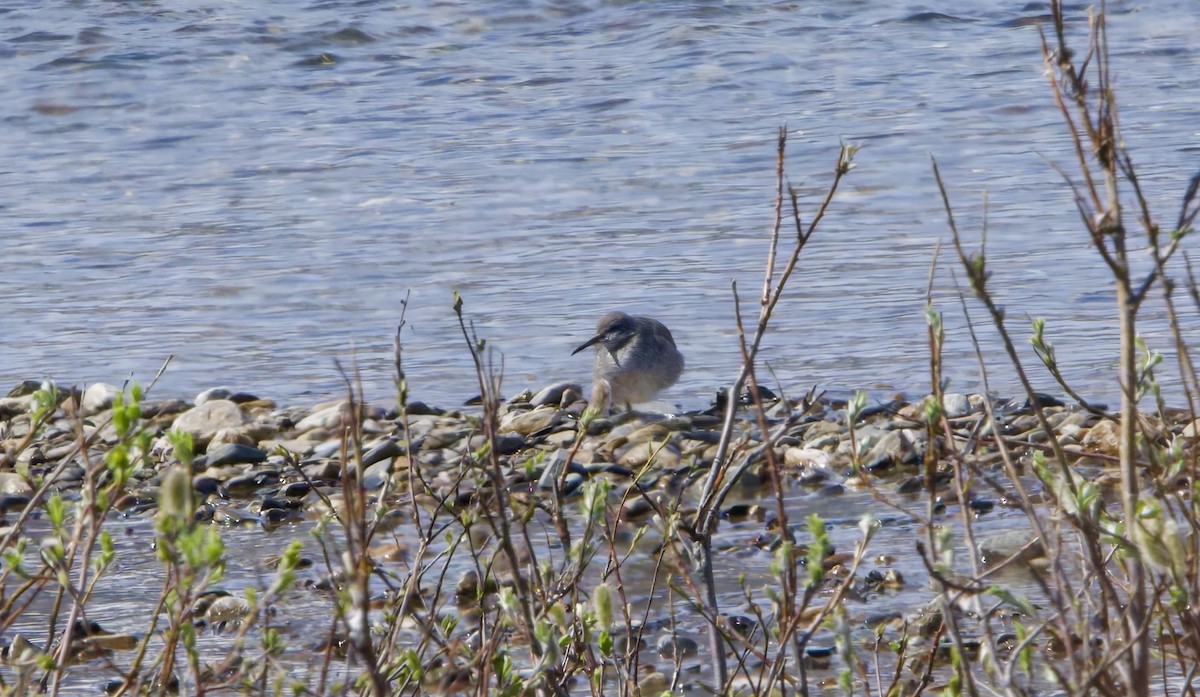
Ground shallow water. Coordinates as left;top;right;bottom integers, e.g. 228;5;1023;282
2;1;1199;407
3;476;1053;694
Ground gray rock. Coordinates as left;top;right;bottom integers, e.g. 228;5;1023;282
1081;419;1120;455
225;470;281;497
784;447;832;469
360;438;405;468
199;388;262;405
499;407;560;436
656;634;699;658
81;383;121;417
310;439;344;459
302;459;342;480
5;380;44;398
0;472;33;496
202;443;268;468
172;400;251;446
195;387;235;405
209;427;254;448
798;420;840;442
294;403;347;433
617;441;681;469
0;396;32;420
497;432;526;454
543;429;578;448
861;429;926;470
861;430;902;470
362;459;392;489
942;393;971;419
0;494;33;512
530;382;583;408
469;432;526;455
536;450;571;490
424;427;470;450
978;531;1044;566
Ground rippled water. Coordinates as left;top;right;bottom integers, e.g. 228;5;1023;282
3;1;1199;407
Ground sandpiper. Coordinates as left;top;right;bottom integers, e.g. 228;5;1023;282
572;311;685;410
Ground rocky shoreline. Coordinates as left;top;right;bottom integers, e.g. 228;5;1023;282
0;379;1156;520
0;377;1182;693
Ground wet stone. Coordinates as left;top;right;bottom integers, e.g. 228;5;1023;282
225;470;281;497
656;634;699;659
5;380;44;398
195;387;234;405
468;433;525;455
209;427;255;448
424;427;470;450
530;382;583;407
542;429;578;448
0;472;33;496
498;407;560;436
942;393;971;419
198;443;268;469
1081;419;1120;455
784;447;832;469
0;494;33;513
302;460;342;481
211;506;260;526
862;431;904;470
978;530;1045;566
967;498;995;515
172;400;251;447
280;481;311;498
192;476;226;498
361;460;392;490
617;441;681;469
80;383;120;417
402;401;442;416
360;438;405;467
802;421;843;450
626;422;673;445
310;439;344;459
294;403;347;433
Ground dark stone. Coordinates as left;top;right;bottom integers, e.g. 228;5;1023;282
280;481;311;498
259;496;301;512
494;433;525;455
0;494;32;512
193;476;226;498
201;443;268;468
226;470;281;496
360;438;405;467
968;499;995;515
402;401;443;416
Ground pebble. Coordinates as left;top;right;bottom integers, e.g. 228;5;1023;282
294;403;348;433
1081;419;1120;455
197;443;268;469
784;447;832;469
498;406;560;436
530;382;583;407
80;383;121;416
359;438;406;468
656;634;699;658
172;400;252;447
942;393;972;419
0;472;33;497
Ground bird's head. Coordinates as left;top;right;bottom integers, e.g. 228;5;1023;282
572;311;637;360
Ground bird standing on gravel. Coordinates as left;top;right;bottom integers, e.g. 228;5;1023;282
572;311;685;411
